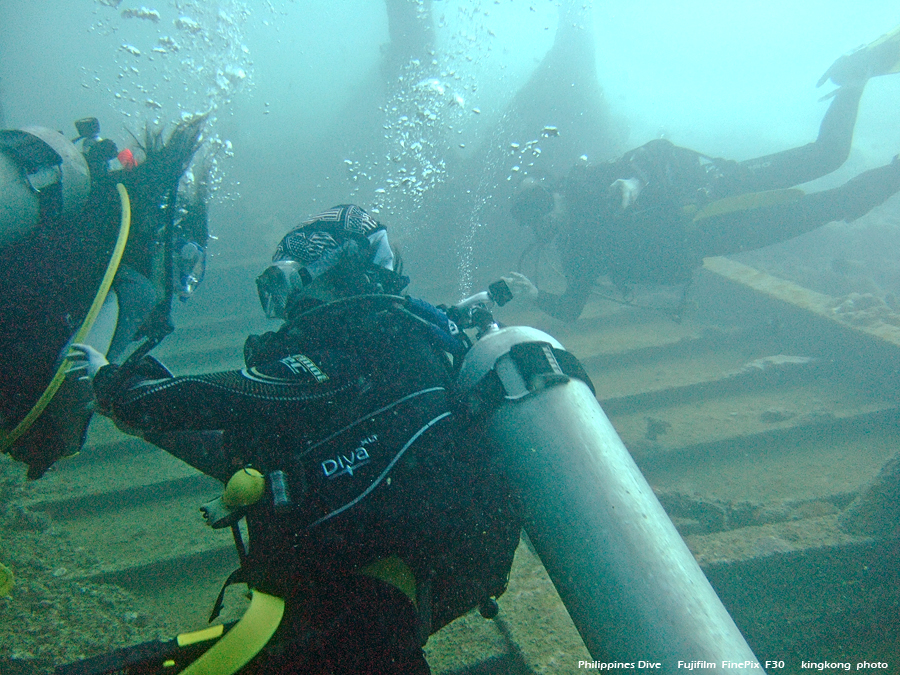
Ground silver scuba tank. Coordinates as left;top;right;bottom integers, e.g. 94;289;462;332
1;126;90;247
0;149;39;247
457;323;765;672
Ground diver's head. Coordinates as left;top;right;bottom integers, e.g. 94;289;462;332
511;178;553;224
511;177;562;238
73;117;101;142
256;204;409;320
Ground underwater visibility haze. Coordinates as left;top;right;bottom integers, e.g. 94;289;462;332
2;0;900;672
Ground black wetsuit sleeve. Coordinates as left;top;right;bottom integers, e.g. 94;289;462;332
534;283;592;323
93;353;351;434
532;225;603;322
144;430;231;483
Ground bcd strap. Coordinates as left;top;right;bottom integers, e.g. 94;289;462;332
465;342;595;417
209;566;247;623
0;129;64;221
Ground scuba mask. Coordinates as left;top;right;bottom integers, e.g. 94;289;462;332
260;205;410;320
176;240;206;301
256;260;305;320
256;254;410;321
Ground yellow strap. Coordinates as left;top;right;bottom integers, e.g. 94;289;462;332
0;183;131;453
690;187;804;223
177;624;225;648
179;591;285;675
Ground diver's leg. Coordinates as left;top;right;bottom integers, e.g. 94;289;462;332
820;156;900;222
694;157;900;256
730;83;865;192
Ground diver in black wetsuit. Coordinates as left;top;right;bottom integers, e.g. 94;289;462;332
510;26;900;322
71;205;521;675
1;115;208;478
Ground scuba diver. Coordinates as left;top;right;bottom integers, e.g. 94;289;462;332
0;115;209;478
69;204;523;674
511;24;900;322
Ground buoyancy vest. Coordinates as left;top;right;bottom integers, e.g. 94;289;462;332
237;296;522;634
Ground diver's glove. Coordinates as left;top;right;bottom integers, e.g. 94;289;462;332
609;177;643;209
67;343;109;382
500;272;539;300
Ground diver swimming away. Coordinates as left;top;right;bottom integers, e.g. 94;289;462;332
511;24;900;322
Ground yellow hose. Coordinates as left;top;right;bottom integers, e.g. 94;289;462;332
179;591;285;675
0;183;131;454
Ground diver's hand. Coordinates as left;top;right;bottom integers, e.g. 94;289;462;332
609;177;643;209
501;272;539;300
67;343;109;382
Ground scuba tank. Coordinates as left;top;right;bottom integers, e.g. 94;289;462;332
0;148;39;246
454;292;765;671
0;125;91;247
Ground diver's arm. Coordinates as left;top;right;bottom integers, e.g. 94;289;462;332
497;270;584;321
91;354;343;434
495;269;588;322
534;277;593;323
92;364;229;431
529;224;600;322
144;430;233;483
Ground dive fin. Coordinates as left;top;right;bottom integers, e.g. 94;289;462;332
817;23;900;88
